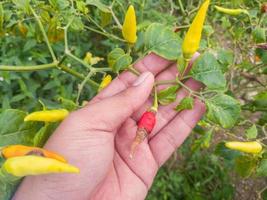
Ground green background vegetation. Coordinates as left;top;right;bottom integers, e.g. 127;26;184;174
0;0;266;199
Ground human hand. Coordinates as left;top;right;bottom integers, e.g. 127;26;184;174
14;53;206;200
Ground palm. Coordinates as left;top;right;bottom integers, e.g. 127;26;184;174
15;53;205;200
90;118;158;200
89;53;205;199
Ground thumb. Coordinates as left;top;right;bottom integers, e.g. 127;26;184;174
79;72;154;131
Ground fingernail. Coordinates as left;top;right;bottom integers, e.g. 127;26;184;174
132;72;151;86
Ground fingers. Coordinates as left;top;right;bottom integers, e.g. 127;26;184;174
132;78;203;138
131;52;202;137
90;53;173;104
149;99;206;166
77;72;155;132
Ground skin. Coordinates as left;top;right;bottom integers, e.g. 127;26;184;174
14;53;206;200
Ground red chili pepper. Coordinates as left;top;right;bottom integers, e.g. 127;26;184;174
130;110;156;158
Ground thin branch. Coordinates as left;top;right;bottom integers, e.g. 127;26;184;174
84;25;125;42
0;63;57;71
76;70;95;104
109;6;122;29
58;64;99;88
30;6;57;62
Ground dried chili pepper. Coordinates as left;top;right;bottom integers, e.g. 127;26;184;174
214;5;249;16
182;0;210;60
24;109;69;122
1;145;67;163
98;75;112;92
122;5;137;44
225;141;262;154
1;155;79;177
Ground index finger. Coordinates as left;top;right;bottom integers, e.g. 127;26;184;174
90;53;173;104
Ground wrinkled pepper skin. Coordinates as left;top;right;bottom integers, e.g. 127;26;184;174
1;145;67;163
24;109;69;122
2;156;79;177
122;5;137;44
225;141;262;154
98;75;112;92
214;6;249;16
182;0;210;60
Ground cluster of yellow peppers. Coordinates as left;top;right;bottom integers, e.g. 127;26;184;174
0;110;79;178
1;145;79;178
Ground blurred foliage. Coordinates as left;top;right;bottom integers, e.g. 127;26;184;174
0;0;266;199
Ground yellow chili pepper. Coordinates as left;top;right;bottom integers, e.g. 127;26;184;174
214;5;249;16
1;145;67;163
182;0;210;60
2;156;79;177
24;109;69;122
225;141;262;154
122;5;137;44
98;75;112;92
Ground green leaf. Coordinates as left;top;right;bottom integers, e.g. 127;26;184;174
0;109;41;147
235;155;257;178
23;39;37;52
144;23;182;60
190;52;226;90
245;124;258;139
76;1;89;14
12;0;30;13
107;48;132;73
192;129;213;152
0;178;21;200
100;11;112;27
86;0;110;13
256;159;267;177
48;0;69;10
252;27;266;43
206;94;241;128
253;91;267;108
217;49;234;72
33;123;58;147
158;85;179;105
70;17;84;31
58;97;78;111
175;97;194;112
203;25;214;37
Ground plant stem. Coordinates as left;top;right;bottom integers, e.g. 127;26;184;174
30;6;57;62
151;86;158;112
176;79;205;101
76;70;95;104
58;64;99;89
93;67;112;72
65;51;92;69
0;63;57;71
109;6;122;29
177;0;185;15
84;26;125;42
242;106;267;112
155;79;178;86
127;65;140;75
